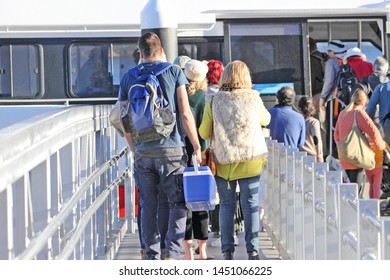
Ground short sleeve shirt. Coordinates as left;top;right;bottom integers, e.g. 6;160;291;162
118;61;188;151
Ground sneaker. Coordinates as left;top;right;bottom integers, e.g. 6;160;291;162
222;251;234;260
248;251;260;260
234;235;239;246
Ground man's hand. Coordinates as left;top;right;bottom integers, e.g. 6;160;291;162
193;147;202;165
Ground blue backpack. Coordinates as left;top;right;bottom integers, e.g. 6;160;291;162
122;62;176;143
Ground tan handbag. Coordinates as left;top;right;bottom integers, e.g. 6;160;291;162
109;101;124;137
336;110;375;170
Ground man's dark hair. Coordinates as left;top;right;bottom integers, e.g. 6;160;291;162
276;86;296;106
137;32;162;58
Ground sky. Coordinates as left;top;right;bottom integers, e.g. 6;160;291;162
0;0;388;26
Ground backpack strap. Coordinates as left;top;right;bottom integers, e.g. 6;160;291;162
129;62;172;78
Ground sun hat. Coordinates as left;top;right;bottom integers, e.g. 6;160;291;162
343;47;365;63
184;59;209;82
173;55;191;69
327;40;346;59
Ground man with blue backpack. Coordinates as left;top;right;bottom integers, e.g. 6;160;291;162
118;32;201;260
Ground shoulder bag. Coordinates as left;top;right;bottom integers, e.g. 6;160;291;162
336;110;375;170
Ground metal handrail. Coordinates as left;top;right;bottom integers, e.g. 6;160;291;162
15;147;129;260
56;168;129;260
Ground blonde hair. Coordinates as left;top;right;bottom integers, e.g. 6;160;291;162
219;60;252;91
345;89;368;112
186;79;208;96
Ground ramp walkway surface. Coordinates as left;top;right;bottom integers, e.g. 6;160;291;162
115;230;281;260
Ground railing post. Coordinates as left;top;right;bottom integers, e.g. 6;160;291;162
292;151;307;260
359;199;381;260
325;171;342;259
285;147;298;259
381;219;390;259
338;183;359;259
313;162;328;260
302;156;316;259
278;144;288;255
263;139;277;232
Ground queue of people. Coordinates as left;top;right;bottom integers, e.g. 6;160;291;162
118;31;390;261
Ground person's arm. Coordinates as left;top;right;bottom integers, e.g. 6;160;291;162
320;59;335;110
312;119;323;162
334;115;341;143
366;85;380;120
357;110;386;151
298;117;306;149
259;98;271;127
177;84;201;164
199;102;212;140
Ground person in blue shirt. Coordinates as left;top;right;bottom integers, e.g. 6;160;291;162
118;32;201;260
366;80;390;144
267;86;306;149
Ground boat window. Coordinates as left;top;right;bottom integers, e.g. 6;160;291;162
0;44;43;98
228;23;303;96
178;40;224;62
68;42;138;97
309;20;384;63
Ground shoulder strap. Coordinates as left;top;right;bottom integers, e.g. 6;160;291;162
128;62;172;78
353;110;357;128
153;62;172;76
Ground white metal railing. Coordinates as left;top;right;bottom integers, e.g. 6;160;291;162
0;104;134;260
264;138;390;260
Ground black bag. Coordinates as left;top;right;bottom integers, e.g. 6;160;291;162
336;64;359;108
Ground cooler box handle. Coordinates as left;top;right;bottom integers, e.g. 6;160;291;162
191;155;199;174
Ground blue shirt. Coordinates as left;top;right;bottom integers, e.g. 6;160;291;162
267;105;306;149
366;81;390;127
118;61;188;151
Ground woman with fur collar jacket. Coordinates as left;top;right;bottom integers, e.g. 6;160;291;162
199;60;270;261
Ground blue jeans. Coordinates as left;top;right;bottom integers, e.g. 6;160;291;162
216;175;260;254
137;190;169;250
134;153;187;260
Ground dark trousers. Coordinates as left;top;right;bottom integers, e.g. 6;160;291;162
185;210;209;240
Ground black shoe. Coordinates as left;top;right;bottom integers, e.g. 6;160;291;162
248;251;260;260
222;251;234;260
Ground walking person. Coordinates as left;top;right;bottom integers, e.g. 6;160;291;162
205;59;224;245
319;40;346;159
309;37;328;118
118;32;201;260
297;96;324;162
366;70;390;145
181;59;212;260
267;86;306;149
199;60;271;260
334;88;386;184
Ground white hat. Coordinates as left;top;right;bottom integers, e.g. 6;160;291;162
327;40;346;59
343;47;365;63
173;55;191;69
184;59;208;82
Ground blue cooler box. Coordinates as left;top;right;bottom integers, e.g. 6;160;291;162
183;165;216;211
